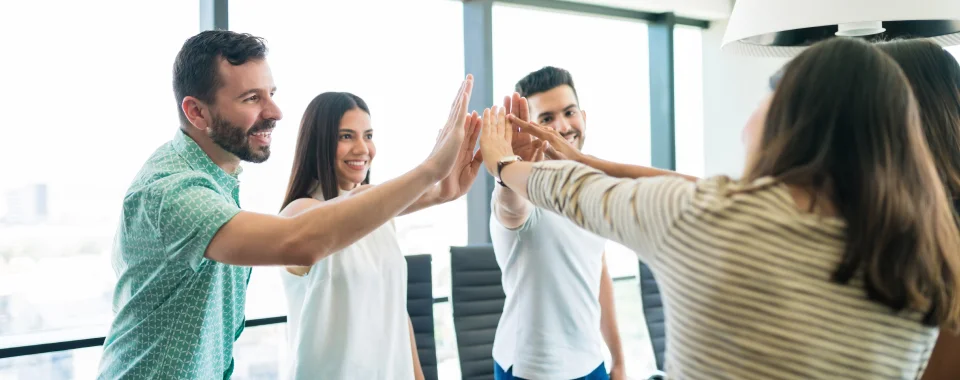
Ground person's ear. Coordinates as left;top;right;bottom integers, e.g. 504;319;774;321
182;96;211;130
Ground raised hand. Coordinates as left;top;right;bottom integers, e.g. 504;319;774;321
504;93;534;156
479;106;517;175
424;75;474;181
514;139;547;163
438;111;484;201
508;114;585;162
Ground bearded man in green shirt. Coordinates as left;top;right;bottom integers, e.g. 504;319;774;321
97;30;480;379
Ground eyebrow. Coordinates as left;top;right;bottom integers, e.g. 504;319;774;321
236;86;278;100
537;104;579;119
338;128;374;133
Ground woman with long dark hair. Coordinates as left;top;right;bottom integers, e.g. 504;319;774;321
278;92;482;379
479;37;960;379
879;39;960;380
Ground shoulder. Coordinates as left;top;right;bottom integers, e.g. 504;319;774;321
130;142;221;202
682;175;803;221
691;175;782;202
123;149;223;215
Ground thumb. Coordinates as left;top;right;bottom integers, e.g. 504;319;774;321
470;151;484;174
545;145;564;160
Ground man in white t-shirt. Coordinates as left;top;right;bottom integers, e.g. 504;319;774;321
489;66;625;380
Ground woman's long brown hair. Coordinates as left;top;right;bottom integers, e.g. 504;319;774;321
744;37;960;331
281;92;370;210
879;39;960;217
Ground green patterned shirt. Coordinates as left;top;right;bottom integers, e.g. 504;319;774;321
98;130;250;379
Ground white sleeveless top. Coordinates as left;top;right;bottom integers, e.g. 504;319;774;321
280;186;414;380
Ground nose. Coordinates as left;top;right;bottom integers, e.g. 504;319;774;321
262;96;283;121
553;118;571;134
351;140;370;156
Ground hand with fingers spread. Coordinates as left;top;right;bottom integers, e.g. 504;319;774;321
437;110;484;201
479;106;519;176
508;111;697;181
501;93;550;163
508;114;586;162
515;139;548;163
503;93;535;156
423;75;475;181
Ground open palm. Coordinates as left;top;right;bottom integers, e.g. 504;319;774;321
438;111;483;201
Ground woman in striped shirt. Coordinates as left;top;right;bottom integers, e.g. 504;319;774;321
477;37;960;379
878;39;960;380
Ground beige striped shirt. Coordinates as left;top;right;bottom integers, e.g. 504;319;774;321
526;160;939;380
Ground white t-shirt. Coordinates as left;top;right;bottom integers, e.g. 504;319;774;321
489;201;608;379
280;187;413;380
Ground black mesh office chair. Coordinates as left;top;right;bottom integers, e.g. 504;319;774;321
449;244;505;380
640;261;666;379
406;254;438;380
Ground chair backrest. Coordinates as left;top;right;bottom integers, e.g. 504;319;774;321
639;261;666;370
406;254;438;380
449;244;505;380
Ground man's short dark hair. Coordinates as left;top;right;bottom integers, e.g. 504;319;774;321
514;66;579;102
173;30;268;125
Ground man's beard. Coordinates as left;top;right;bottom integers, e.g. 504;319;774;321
208;114;275;163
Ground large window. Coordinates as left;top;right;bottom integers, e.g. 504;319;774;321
0;1;198;378
674;25;705;178
2;2;701;379
231;0;466;312
230;0;466;377
492;3;650;281
492;4;657;378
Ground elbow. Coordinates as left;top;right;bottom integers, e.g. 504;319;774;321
280;219;335;266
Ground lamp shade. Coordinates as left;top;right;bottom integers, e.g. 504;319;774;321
722;0;960;57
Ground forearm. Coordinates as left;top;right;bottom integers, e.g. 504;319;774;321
408;315;425;380
492;185;533;229
400;185;442;216
285;166;436;264
581;155;699;181
502;160;667;256
599;257;625;367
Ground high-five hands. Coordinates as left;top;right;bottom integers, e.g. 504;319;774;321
437;111;484;201
479;106;519;176
507;113;585;162
424;75;475;182
502;92;547;163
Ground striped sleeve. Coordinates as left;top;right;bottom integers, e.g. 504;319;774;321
526;160;695;264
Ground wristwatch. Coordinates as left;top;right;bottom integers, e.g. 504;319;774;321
496;155;523;189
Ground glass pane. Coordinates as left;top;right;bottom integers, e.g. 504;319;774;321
0;1;198;342
674;25;705;178
230;0;466;315
492;3;649;279
233;324;288;379
609;277;660;379
0;347;102;380
434;301;462;379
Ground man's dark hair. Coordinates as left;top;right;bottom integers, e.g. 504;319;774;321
514;66;579;102
173;30;269;126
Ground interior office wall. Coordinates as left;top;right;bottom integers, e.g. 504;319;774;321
700;19;788;177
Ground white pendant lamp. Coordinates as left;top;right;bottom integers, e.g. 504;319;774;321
722;0;960;57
